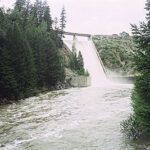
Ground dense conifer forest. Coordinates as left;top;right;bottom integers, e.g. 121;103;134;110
0;0;85;104
0;0;86;104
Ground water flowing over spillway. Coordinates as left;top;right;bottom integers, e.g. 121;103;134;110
64;37;108;86
0;36;148;149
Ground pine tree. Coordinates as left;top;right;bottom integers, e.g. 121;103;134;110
44;35;65;87
77;51;85;75
15;0;26;12
33;0;44;26
7;23;36;98
60;6;66;37
0;0;66;103
25;27;46;88
22;0;31;28
0;28;18;101
0;8;4;25
43;5;52;31
122;0;150;139
26;26;65;88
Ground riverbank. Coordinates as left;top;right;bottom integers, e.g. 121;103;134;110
0;68;90;106
1;84;149;149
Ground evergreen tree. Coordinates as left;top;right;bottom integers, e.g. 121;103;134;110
44;36;65;87
0;28;18;101
70;53;78;71
69;50;85;75
0;8;4;25
59;6;66;37
77;51;85;75
7;23;36;98
26;25;65;89
33;0;44;26
12;0;30;29
26;27;47;88
122;0;150;139
22;0;31;28
69;43;78;71
0;0;66;103
15;0;26;12
43;5;52;31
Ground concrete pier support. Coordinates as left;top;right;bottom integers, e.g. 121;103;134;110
72;35;77;53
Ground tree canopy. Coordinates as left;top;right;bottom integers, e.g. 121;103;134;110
122;0;150;140
0;0;65;103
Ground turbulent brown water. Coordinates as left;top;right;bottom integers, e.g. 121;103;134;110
0;84;149;150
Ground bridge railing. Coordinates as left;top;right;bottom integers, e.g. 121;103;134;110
57;30;91;38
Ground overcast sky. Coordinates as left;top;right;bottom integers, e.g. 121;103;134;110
0;0;146;35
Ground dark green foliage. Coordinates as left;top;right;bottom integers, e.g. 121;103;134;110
122;76;150;139
0;0;65;104
69;51;86;75
70;53;78;71
26;24;64;88
43;5;52;31
122;0;150;140
15;0;26;12
0;30;18;100
77;51;85;75
7;23;36;99
60;6;66;30
121;115;142;140
33;0;44;25
59;6;66;37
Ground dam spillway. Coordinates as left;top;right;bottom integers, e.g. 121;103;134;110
64;37;108;87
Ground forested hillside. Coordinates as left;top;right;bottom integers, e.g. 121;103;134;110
0;0;65;103
0;0;86;104
93;33;137;76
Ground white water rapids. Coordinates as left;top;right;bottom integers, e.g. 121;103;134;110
0;37;149;150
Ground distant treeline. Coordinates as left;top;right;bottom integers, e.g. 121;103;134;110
0;0;65;103
93;32;137;76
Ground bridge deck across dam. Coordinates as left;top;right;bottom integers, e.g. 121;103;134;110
57;30;91;38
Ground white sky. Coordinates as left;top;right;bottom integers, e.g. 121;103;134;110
0;0;146;35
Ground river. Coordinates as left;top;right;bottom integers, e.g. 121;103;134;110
0;84;150;150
